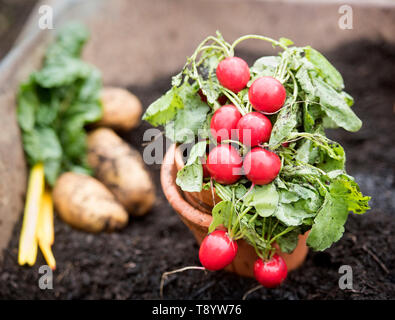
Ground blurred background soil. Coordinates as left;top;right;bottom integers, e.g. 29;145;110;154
0;0;394;300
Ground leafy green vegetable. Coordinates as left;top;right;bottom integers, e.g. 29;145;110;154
17;23;102;186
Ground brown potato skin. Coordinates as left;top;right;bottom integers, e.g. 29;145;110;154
53;172;128;233
96;87;142;131
87;128;155;216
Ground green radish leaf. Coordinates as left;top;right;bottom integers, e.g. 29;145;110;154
274;202;315;226
307;176;370;251
335;174;371;214
209;201;233;233
165;93;210;143
244;184;279;217
186;140;207;166
304;46;344;90
279;37;294;47
269;100;298;147
295;65;315;95
341;91;354;107
249;56;279;81
302;102;316;133
316;142;345;172
234;184;248;199
312;77;362;132
143;86;184;126
276;226;300;253
239;214;272;252
307;188;347;251
175;159;203;192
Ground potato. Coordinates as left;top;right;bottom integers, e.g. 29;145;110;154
53;172;128;233
87;128;155;216
96;87;142;131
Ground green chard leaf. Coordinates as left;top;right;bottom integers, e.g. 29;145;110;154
17;23;103;186
17;79;38;132
45;22;89;61
34;57;93;88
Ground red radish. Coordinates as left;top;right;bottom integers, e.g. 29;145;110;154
210;104;241;142
217;95;228;105
282;142;289;147
198;89;208;102
199;230;238;271
243;148;281;185
206;144;243;184
249;76;286;113
198;89;228;105
254;254;287;288
237;112;272;147
201;160;210;178
216;57;250;93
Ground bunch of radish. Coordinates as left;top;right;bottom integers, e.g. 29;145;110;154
148;34;369;297
199;56;288;288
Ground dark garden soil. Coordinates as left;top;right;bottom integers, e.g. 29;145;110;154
0;39;394;300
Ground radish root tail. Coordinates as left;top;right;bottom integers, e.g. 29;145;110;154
160;266;206;299
242;284;263;300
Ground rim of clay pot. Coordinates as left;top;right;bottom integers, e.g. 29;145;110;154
161;144;212;228
174;145;185;172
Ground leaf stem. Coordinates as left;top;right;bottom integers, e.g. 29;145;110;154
230;35;287;54
269;226;297;245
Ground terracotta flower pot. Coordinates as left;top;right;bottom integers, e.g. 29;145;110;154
161;144;309;277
